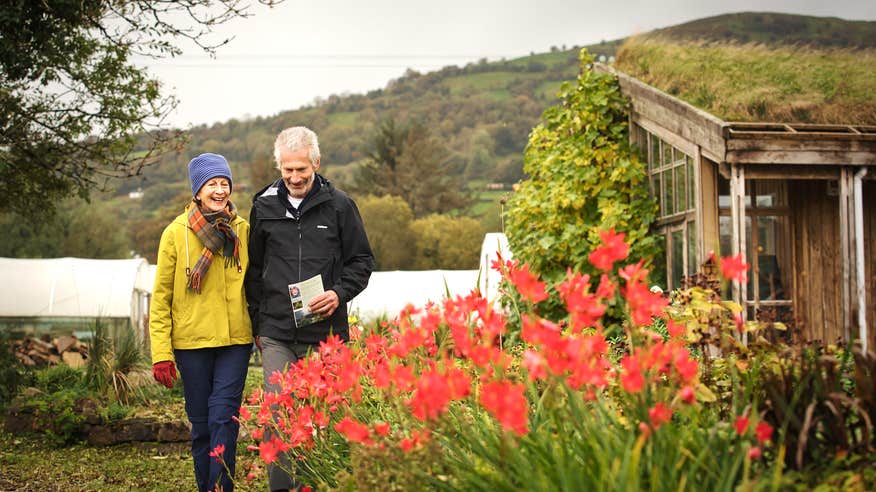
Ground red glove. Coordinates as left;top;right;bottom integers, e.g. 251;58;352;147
152;360;177;388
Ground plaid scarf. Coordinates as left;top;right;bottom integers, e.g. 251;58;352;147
186;200;242;293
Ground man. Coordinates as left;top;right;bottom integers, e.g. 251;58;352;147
245;126;374;491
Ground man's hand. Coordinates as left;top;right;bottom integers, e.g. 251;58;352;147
255;336;262;351
308;290;340;317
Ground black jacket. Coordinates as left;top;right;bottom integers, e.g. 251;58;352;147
245;175;373;343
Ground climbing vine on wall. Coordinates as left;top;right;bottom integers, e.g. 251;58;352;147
505;49;659;312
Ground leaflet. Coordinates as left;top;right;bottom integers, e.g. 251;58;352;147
288;275;326;328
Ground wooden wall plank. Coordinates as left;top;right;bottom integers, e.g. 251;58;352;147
865;181;876;350
790;181;844;343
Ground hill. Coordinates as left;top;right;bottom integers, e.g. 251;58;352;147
3;12;874;262
648;12;876;48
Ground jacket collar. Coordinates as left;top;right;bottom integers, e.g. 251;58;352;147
254;174;333;218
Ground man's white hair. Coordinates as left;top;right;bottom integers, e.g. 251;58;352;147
274;126;320;167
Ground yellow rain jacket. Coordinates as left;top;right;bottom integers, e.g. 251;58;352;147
149;205;253;364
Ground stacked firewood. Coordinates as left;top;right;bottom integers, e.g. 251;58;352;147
11;335;89;368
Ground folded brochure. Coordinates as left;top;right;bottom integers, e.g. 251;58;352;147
289;274;326;328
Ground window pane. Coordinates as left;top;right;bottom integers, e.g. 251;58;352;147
687;220;697;275
662;168;674;215
662;141;673;167
756;216;790;300
671;229;684;290
676;161;687;211
745;216;754;300
652;234;667;291
652;172;663;216
650;135;661;170
718;176;731;209
719;216;732;257
637;124;648;151
755;181;786;208
687;155;695;209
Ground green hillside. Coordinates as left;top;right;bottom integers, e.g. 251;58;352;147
648;12;876;48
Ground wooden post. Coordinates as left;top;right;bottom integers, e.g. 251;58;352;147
839;168;852;343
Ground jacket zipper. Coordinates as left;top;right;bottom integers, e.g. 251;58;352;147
295;216;302;344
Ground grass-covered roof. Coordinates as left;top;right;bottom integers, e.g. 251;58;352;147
613;37;876;125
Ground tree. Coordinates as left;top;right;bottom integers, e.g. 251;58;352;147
357;195;415;270
410;214;485;270
352;118;473;218
0;0;280;217
0;198;130;259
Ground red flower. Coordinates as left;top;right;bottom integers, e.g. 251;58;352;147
334;417;372;444
373;422;391;436
408;368;452;421
619;355;645;393
209;444;225;463
733;312;744;334
755;421;773;443
479;380;529;435
556;270;606;330
638;421;651;439
648;403;673;429
721;254;750;283
734;416;749;436
666;319;686;338
508;262;549;303
679;385;695;404
623;280;668;326
399;428;431;452
399;437;416;452
259;438;287;464
748;446;762;460
618;259;648;283
673;352;698;383
588;229;629;271
522;349;547;380
596;274;616;299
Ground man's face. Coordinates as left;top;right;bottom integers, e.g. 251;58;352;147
278;145;320;198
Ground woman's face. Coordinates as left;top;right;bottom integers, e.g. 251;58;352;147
196;177;231;212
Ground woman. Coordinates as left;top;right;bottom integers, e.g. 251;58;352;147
149;153;252;492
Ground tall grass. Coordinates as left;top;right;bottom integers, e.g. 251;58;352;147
614;37;876;125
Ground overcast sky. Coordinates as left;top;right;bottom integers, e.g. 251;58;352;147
139;0;876;128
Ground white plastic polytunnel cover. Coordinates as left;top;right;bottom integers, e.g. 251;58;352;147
0;257;152;319
348;233;512;322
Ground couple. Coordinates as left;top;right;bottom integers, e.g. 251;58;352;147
148;126;374;492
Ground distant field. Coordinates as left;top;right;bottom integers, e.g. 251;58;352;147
327;111;358;127
471;188;508;218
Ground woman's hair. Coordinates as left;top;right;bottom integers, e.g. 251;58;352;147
274;126;320;167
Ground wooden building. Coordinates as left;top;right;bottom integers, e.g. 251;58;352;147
595;64;876;350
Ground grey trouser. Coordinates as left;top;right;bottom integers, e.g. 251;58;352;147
260;337;313;492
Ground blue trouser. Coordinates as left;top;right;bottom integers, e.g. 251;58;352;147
175;344;251;492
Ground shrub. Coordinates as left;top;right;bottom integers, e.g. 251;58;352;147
34;363;84;394
0;333;32;407
17;388;88;447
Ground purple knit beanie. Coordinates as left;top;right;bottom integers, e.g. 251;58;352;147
188;153;232;196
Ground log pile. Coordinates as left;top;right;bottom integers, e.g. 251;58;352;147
11;335;89;368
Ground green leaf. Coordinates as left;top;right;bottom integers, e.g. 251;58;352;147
695;383;718;402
